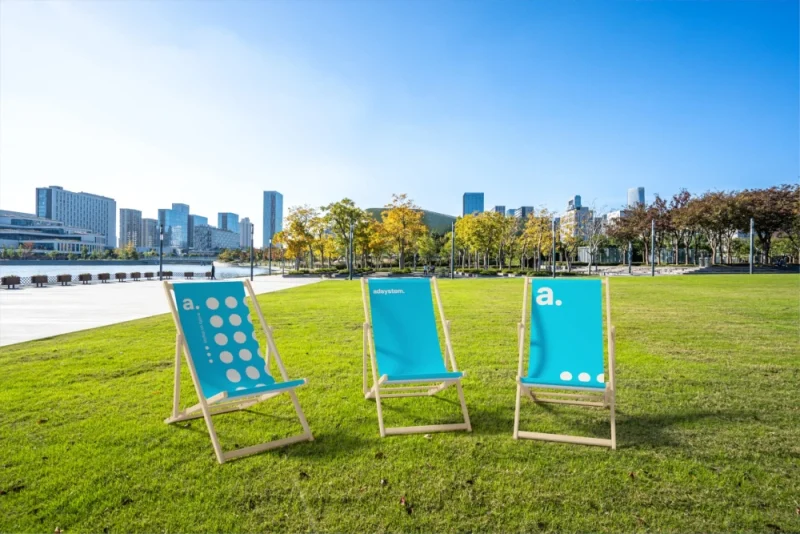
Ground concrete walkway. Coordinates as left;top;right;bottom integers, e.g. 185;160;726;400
0;276;322;347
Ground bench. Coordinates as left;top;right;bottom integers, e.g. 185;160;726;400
184;272;194;280
79;273;92;284
98;273;111;283
131;272;141;281
32;275;48;288
115;272;127;282
57;274;72;286
205;271;213;279
1;275;20;289
144;272;154;280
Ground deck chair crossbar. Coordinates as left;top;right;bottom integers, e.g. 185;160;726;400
361;277;471;436
513;277;617;449
164;279;313;463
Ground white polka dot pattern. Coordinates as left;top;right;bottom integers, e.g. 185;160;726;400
578;372;590;382
229;314;242;326
220;351;233;363
206;297;219;310
226;369;241;383
209;315;223;328
596;374;605;383
214;333;228;346
233;332;246;343
245;366;260;379
225;296;237;309
559;371;572;381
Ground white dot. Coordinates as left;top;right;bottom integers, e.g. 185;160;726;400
225;296;237;309
208;360;213;363
246;366;260;379
255;383;266;387
578;372;590;382
206;297;219;310
214;333;228;346
252;332;257;340
560;371;572;381
555;300;562;306
235;386;246;391
239;349;252;361
204;346;209;350
233;332;246;343
596;374;605;383
220;351;233;363
226;369;241;383
209;315;223;328
247;315;253;324
257;348;263;358
229;314;242;326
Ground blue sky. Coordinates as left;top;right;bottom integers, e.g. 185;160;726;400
1;1;796;243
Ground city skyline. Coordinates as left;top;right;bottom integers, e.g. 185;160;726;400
1;1;795;246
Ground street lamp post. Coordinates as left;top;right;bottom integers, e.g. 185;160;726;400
628;241;632;275
651;219;656;277
551;218;557;279
158;223;164;281
268;240;272;275
348;221;354;281
749;217;754;275
250;225;254;282
450;221;455;279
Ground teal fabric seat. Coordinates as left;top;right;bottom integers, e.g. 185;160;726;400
387;371;463;383
172;281;303;399
368;278;451;382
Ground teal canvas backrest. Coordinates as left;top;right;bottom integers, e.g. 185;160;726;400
367;278;446;378
527;279;605;389
172;281;275;398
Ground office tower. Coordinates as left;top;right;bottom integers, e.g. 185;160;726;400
506;208;515;217
560;195;592;239
35;185;116;248
627;187;645;208
187;214;208;249
240;217;253;249
493;205;506;215
141;218;158;249
119;208;142;247
158;203;190;249
514;206;534;220
462;193;484;216
263;191;284;247
218;212;240;234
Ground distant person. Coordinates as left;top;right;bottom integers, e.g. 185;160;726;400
211;264;216;280
423;265;428;276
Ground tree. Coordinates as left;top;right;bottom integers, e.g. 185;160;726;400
322;198;371;269
380;194;426;269
667;189;693;264
739;185;798;263
274;205;315;270
417;232;438;267
522;209;554;270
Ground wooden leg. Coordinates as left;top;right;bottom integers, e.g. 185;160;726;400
172;335;182;419
513;382;522;439
456;382;472;432
288;390;314;441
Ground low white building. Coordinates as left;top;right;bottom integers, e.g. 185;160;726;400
0;210;106;254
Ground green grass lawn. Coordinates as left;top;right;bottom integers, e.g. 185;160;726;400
1;275;799;533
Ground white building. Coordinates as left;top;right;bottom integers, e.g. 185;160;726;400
36;185;116;247
119;208;142;247
193;225;240;252
240;217;253;249
559;195;593;239
627;187;645;208
0;210;106;254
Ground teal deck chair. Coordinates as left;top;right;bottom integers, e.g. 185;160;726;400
361;277;471;437
163;279;313;463
513;277;617;449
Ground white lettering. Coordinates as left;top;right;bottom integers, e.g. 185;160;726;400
535;287;554;306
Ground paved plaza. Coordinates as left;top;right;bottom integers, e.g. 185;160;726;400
0;276;322;347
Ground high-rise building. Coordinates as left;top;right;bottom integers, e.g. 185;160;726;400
188;214;207;249
218;212;239;234
263;191;284;246
35;185;116;248
493;205;506;215
560;195;593;239
141;218;158;249
462;193;484;216
119;208;142;247
158;203;190;250
514;206;534;221
627;187;645;208
506;208;516;217
240;217;253;249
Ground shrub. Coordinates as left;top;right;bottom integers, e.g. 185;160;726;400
390;268;412;274
478;269;499;276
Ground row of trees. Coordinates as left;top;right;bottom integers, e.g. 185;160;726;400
269;184;798;271
607;185;799;265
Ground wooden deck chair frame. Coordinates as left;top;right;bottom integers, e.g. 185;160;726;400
361;276;472;437
163;279;313;463
513;277;617;449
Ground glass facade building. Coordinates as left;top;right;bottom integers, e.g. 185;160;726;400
158;203;190;250
141;218;158;249
239;217;253;249
493;205;506;215
627;187;645;208
262;191;283;247
462;192;484;216
0;210;105;254
193;225;240;252
218;213;239;234
188;214;208;249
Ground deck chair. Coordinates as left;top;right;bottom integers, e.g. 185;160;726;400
361;277;471;437
163;279;313;463
513;277;617;449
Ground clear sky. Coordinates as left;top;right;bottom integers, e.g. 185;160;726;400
1;0;796;244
